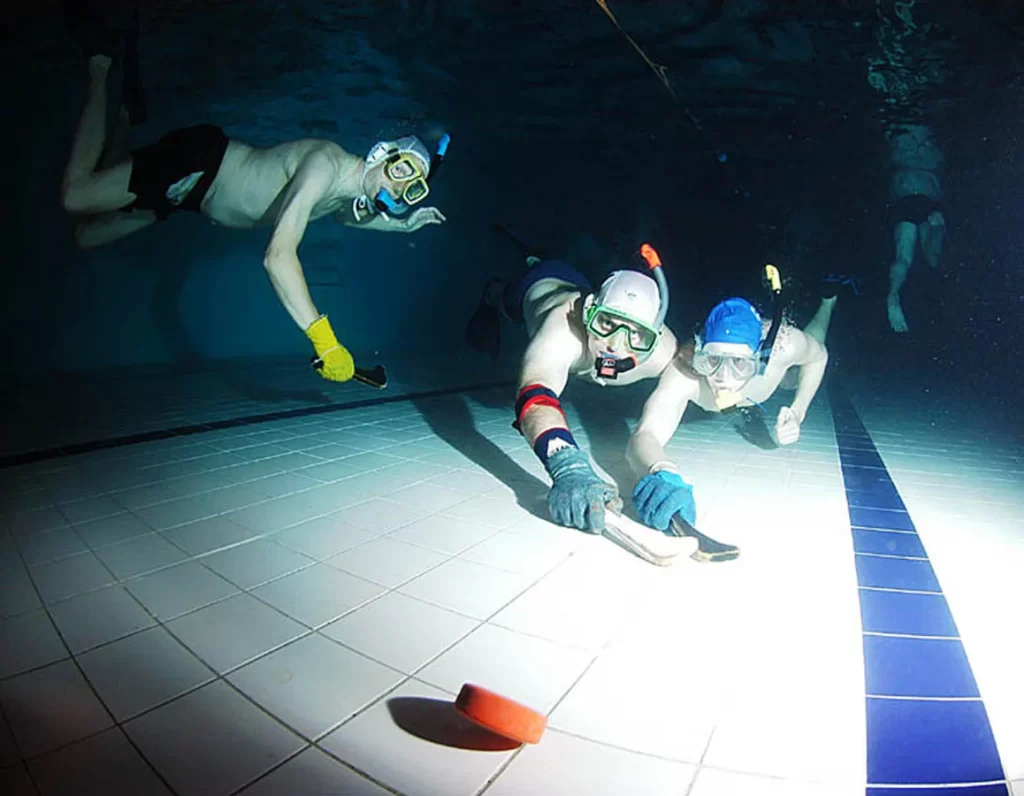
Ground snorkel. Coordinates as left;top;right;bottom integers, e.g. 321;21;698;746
592;242;669;382
759;263;783;372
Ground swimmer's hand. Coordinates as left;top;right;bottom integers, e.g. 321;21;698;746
632;470;697;530
305;315;355;383
775;406;802;445
545;446;618;533
403;206;446;232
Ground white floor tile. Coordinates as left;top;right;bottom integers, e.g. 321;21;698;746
77;625;214;722
488;553;647;652
0;659;113;757
327;536;449;588
73;511;153;549
228;633;403;740
399;558;534;620
7;508;67;536
389;513;500;555
124;679;304;796
688;766;865;796
57;495;124;526
28;552;115;604
166;593;307;674
27;726;172;795
438;494;521;528
330;496;431;534
16;526;88;566
487;729;696;796
92;532;189;579
270;514;379;560
702;660;866;784
319;679;514;796
548;638;722;763
47;585;155;654
459;529;576;577
237;747;391;796
224;491;326;534
160;515;258;556
0;609;67;680
251;564;383;628
129;563;240;624
0;557;42;618
417;623;592;715
200;538;314;589
323;591;478;673
388;482;471;514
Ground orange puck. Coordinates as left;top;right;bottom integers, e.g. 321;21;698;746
454;683;547;744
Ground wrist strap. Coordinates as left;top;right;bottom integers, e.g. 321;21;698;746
533;427;578;466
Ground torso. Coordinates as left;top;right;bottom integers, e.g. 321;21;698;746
889;168;942;203
199;139;357;228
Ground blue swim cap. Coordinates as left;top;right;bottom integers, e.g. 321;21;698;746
703;297;763;351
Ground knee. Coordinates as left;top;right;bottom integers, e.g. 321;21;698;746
72;221;90;249
61;181;85;215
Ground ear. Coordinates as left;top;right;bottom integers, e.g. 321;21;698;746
582;293;595;317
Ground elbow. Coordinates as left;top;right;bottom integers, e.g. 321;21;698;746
263;246;289;273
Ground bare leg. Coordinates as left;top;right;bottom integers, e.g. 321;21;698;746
919;210;946;269
62;55;136;215
99;106;131;170
887;221;917;333
803;295;837;346
74;209;157;249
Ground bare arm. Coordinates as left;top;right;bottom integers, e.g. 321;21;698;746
626;355;700;479
516;311;582;446
264;151;335;330
337;212;407;233
336;206;446;234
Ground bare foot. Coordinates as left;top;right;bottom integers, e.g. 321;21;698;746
887;295;909;333
89;54;112;80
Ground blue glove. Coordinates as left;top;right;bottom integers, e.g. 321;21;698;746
545;446;618;533
632;470;696;530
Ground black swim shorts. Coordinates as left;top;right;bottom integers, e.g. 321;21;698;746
127;124;229;220
889;193;941;227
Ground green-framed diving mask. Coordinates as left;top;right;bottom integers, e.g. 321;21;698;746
584;303;660;353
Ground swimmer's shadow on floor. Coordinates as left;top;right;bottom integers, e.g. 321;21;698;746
388;697;521;752
415;394;551;514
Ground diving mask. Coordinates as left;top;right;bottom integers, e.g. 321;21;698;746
377;152;430;209
692;349;759;381
355;133;450;220
585;306;659;353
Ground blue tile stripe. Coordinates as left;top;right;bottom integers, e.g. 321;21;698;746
827;384;1007;792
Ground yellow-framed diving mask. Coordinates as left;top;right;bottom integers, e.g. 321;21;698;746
382;153;430;207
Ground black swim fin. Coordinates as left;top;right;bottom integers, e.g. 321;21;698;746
821;272;861;300
64;0;121;58
120;1;147;125
465;282;502;362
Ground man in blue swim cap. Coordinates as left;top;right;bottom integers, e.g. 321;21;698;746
659;293;834;449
